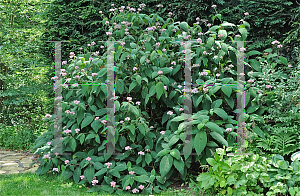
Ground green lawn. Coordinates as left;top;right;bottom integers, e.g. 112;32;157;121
0;172;201;196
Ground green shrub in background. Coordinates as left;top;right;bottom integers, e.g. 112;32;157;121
193;147;300;196
31;4;294;195
0;124;40;151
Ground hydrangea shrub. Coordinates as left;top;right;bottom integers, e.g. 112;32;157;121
31;4;290;195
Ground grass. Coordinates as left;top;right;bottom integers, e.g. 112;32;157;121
0;172;201;196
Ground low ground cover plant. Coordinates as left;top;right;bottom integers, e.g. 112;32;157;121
31;4;297;195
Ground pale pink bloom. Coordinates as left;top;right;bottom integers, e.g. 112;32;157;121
74;75;80;79
125;28;129;32
236;35;241;38
164;86;167;90
138;151;144;155
182;50;186;53
87;44;91;47
89;57;93;61
218;34;224;38
249;71;253;74
161;29;167;32
110;181;116;188
136;101;141;105
207;23;211;27
125;146;132;150
101;120;107;124
216;73;220;77
106;32;112;36
162;48;166;52
180;42;185;46
244;12;249;16
239;73;245;76
119;120;124;124
111;4;114;6
55;96;63;100
81;69;85;72
53;168;59;172
91;180;98;186
212;5;217;8
125;117;130;121
127;97;132;101
47;142;52;145
240;47;246;52
168;12;172;16
203;88;209;92
200;71;208;76
100;45;104;48
92;73;98;77
72;83;78;87
191;88;199;93
171;61;176;65
198;32;203;35
196;17;200;21
203;51;207;55
65;110;70;114
65;160;70;164
80;175;85;180
74;100;80;105
266;85;272;89
54;153;59;156
45;114;52;118
138;8;141;11
138;185;144;190
133;67;138;71
132;188;139;193
105;21;109;25
229;64;234;68
85;157;91;162
169;67;173;70
62;61;67;65
43;154;51;159
61;73;67;76
277;44;283;48
271;40;280;45
158;70;163;74
248;79;255;83
30;156;34;160
160;131;165;135
167;111;173;115
197;38;202;43
288;64;292;67
129;171;135;175
63;129;71;134
60;137;63;140
75;129;80;133
95;117;99;120
105;162;112;168
196;22;199;25
156;42;160;47
99;11;102;14
58;107;63;111
257;90;262;94
51;76;58;80
126;186;131;190
79;47;83;50
179;108;184;111
178;85;182;89
226;128;232;132
121;42;126;46
70;111;75;115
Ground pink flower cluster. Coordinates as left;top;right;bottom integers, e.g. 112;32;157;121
138;151;144;155
125;146;132;150
105;162;112;168
63;129;71;134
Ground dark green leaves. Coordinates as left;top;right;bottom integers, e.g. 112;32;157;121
194;130;207;155
210;132;228;147
156;82;164;100
160;154;173;177
81;114;94;129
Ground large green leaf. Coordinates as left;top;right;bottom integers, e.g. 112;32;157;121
91;120;101;133
247;105;260;114
253;125;265;139
170;149;181;160
210;132;228;147
173;157;185;176
73;167;81;184
213;108;228;120
137;123;146;136
135;175;149;183
156;82;164;100
179;22;189;32
160;154;173;177
249;59;262;72
84;165;95;182
69;137;77;152
194;130;207;155
81;114;94;129
221;86;232;97
205;122;223;135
